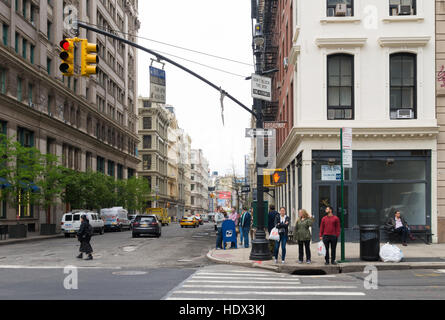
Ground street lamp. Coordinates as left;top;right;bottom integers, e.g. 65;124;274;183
249;23;271;261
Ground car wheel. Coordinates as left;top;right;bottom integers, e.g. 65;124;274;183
132;233;138;238
181;225;184;228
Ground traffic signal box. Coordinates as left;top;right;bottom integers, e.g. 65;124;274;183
59;38;99;77
80;39;99;76
263;169;287;188
59;39;75;76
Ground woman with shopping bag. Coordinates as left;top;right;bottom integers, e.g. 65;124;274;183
273;207;290;264
295;209;314;264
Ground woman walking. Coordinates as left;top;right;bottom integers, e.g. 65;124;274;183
274;207;290;264
77;215;94;260
295;209;314;264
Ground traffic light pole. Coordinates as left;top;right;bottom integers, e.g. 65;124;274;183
75;21;257;120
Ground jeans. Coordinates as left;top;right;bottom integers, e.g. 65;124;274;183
298;240;311;262
274;234;288;261
216;227;223;249
242;227;250;248
323;235;338;263
395;226;409;243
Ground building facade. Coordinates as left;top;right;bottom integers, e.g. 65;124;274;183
257;0;438;242
137;98;169;209
190;149;210;215
0;0;140;231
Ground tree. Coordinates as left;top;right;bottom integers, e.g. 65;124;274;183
126;177;152;214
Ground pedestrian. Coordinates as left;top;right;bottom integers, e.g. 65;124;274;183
229;208;238;248
249;208;255;240
274;207;290;264
319;206;340;265
77;214;93;260
295;209;314;264
240;206;251;248
214;206;225;250
268;204;279;254
384;210;416;246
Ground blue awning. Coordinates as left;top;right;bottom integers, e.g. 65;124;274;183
18;181;40;192
0;177;12;189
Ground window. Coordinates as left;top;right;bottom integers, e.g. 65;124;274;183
47;20;52;42
30;44;34;64
0;68;6;94
327;54;354;120
143;117;152;129
108;160;115;177
117;164;123;180
17;77;22;101
143;100;151;108
143;135;152;149
47;57;52;75
142;154;151;170
2;23;8;46
15;32;19;54
390;53;416;119
18;127;34;147
97;156;105;173
28;83;33;104
327;0;353;17
389;0;416;16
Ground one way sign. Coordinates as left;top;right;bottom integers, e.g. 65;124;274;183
245;128;273;138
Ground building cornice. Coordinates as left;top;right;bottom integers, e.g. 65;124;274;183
378;36;431;47
315;37;367;48
277;126;439;166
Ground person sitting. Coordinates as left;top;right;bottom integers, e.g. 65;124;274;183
385;210;415;246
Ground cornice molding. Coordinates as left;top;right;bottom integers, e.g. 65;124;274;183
289;45;301;65
378;36;431;47
316;37;367;48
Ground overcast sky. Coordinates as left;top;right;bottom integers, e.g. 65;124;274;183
137;1;254;177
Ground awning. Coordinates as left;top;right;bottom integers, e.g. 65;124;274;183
0;177;12;189
18;181;40;192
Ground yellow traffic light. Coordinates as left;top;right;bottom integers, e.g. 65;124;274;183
81;40;99;76
59;39;74;76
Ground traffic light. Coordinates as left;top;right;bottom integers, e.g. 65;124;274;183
80;39;99;76
263;169;287;187
59;39;74;76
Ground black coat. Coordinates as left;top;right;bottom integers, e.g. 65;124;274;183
274;215;290;237
268;210;279;233
77;220;93;254
385;215;408;232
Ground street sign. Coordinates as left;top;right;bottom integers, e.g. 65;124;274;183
241;185;251;193
343;149;353;168
321;165;341;181
342;127;352;149
245;128;273;138
150;66;166;103
251;74;272;102
264;121;287;129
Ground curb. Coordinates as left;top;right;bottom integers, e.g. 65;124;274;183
0;234;65;246
206;250;445;274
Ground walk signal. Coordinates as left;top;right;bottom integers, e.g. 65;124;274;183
263;169;287;187
59;39;74;76
81;40;99;76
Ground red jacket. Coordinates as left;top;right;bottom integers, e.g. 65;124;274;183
319;215;340;238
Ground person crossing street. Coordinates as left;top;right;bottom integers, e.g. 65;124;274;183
76;214;94;260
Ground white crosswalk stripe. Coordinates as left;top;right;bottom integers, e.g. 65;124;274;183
164;266;366;300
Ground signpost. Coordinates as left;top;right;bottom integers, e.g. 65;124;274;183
339;128;352;263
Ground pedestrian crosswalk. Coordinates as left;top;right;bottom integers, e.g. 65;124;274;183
164;266;366;300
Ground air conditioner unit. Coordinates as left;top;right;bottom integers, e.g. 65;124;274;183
335;3;347;16
398;5;412;15
283;57;289;69
396;109;414;119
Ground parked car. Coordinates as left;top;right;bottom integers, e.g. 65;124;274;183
180;216;198;228
132;215;161;238
61;211;104;238
101;207;131;231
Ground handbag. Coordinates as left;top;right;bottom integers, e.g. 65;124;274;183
317;241;326;256
269;227;280;241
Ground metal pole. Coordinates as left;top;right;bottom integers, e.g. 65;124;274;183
340;128;346;262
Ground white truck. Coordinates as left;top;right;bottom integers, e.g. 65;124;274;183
61;211;104;238
100;207;131;231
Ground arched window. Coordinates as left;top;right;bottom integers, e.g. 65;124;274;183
327;54;354;120
390;53;416;119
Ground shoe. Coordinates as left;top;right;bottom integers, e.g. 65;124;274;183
274;259;278;264
325;262;330;265
86;254;93;260
402;243;407;246
306;260;311;264
331;261;338;265
76;253;83;259
298;261;303;264
281;261;285;264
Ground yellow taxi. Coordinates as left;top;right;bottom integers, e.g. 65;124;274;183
180;216;198;228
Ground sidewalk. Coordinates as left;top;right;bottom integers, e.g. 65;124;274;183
0;232;64;246
207;241;445;274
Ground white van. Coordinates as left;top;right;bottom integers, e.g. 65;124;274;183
100;207;131;231
61;211;105;238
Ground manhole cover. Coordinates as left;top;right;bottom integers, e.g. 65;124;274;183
112;271;147;276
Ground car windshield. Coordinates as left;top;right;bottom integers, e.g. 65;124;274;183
136;217;155;223
64;215;72;221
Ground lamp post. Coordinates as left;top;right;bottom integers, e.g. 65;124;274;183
249;24;272;261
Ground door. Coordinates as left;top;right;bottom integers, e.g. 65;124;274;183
313;184;353;241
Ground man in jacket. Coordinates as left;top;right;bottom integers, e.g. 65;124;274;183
268;205;279;254
385;210;415;246
319;206;340;265
240;206;251;248
77;215;93;260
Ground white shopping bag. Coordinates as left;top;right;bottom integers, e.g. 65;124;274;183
379;243;404;262
317;241;326;256
268;227;280;241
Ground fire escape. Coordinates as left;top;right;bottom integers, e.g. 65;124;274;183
257;0;279;122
